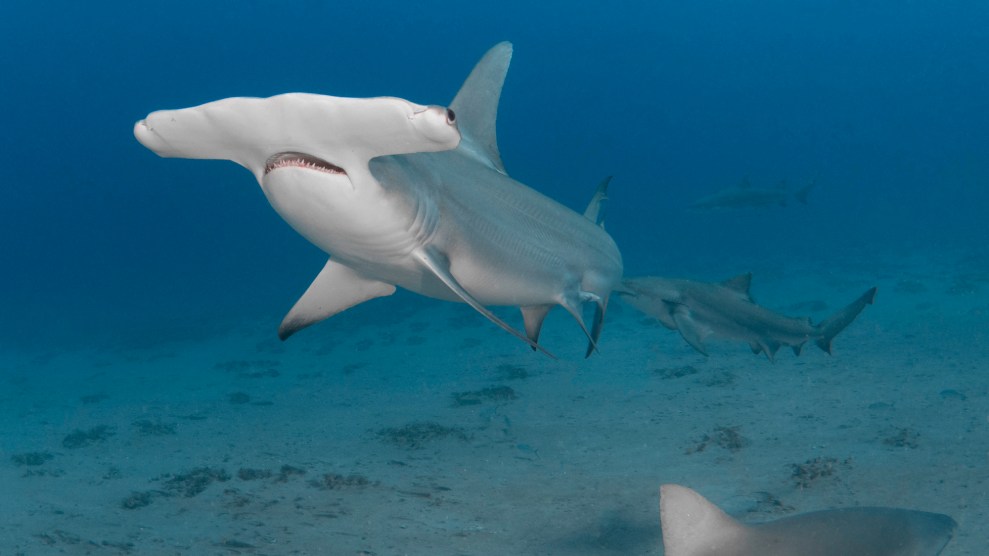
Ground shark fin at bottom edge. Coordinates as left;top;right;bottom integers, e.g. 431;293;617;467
279;259;396;340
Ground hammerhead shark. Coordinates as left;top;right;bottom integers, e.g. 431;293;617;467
134;42;622;357
688;179;814;211
618;274;877;360
660;484;957;556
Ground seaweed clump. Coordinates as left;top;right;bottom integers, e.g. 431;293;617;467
377;422;469;449
161;467;231;497
62;426;114;449
451;385;517;406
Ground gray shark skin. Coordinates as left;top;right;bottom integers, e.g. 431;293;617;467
617;274;877;360
660;484;956;556
134;43;622;356
688;179;814;211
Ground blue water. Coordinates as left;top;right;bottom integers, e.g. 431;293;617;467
3;1;987;349
2;1;987;553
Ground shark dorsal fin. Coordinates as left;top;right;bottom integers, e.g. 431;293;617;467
450;42;513;174
583;176;612;228
721;273;753;297
660;485;746;556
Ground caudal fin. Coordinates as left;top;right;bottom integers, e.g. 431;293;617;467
795;181;815;204
816;287;878;354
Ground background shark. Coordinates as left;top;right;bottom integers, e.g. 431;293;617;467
618;274;876;359
660;484;956;556
688;179;815;210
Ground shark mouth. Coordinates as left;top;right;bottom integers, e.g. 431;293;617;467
264;152;347;176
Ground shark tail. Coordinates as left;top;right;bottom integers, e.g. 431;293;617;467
795;181;815;204
815;286;878;354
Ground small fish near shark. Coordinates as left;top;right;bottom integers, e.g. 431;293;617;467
618;274;877;360
660;484;957;556
688;179;815;211
134;42;621;357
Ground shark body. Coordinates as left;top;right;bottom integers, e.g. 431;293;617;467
688;179;814;211
660;484;956;556
134;43;621;356
618;274;876;359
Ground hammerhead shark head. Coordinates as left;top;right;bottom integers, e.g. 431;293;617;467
134;42;622;357
688;179;815;211
660;484;956;556
618;274;877;359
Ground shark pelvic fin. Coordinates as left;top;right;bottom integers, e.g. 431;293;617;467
279;259;396;340
520;304;553;347
450;41;512;174
416;247;555;358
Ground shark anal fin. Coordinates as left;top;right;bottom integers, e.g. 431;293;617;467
279;259;396;340
416;247;555;358
670;305;709;356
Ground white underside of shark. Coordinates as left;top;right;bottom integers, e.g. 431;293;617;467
134;43;622;356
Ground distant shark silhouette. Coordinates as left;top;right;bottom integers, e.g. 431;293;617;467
135;42;623;357
660;484;956;556
618;274;876;359
688;179;814;210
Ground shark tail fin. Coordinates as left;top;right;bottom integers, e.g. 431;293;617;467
796;180;815;204
816;287;878;354
450;42;513;174
660;484;746;556
583;176;612;228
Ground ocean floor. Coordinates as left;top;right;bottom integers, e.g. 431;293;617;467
1;250;987;555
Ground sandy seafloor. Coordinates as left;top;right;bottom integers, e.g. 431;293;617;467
1;247;987;555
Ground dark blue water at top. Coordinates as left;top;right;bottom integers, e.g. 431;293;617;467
1;1;987;350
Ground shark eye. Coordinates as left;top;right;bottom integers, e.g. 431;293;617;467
446;108;456;124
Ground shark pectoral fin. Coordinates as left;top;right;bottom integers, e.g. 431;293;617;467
415;248;556;358
279;259;396;340
671;306;710;356
520;305;553;347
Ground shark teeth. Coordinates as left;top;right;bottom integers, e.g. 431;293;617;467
264;152;347;176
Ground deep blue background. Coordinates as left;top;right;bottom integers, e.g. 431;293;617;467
2;1;987;349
